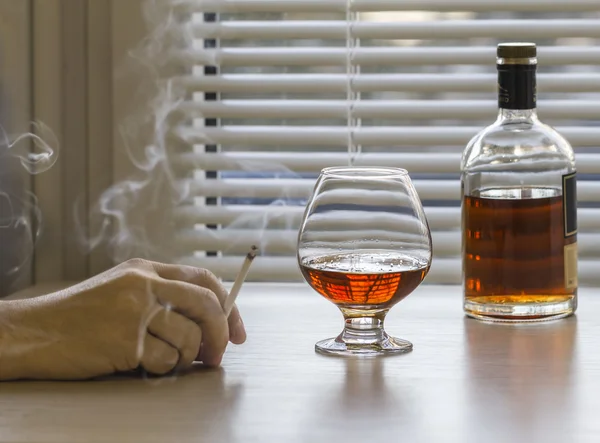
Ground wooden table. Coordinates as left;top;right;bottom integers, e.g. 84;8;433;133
1;284;598;443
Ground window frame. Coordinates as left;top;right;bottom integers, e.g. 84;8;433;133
27;0;116;285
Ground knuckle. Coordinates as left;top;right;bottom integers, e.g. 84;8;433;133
117;268;151;286
121;258;150;270
112;270;158;308
203;288;224;311
186;266;218;286
199;267;217;280
196;267;220;286
182;281;217;304
175;266;228;300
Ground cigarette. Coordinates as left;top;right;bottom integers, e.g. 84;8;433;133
223;245;258;316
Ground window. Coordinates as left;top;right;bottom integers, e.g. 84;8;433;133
160;1;600;284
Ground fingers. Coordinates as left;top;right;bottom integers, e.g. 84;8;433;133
151;278;228;367
140;334;179;375
147;307;202;370
150;263;247;344
152;264;228;304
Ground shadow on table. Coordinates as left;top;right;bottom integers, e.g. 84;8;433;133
463;316;577;443
1;365;245;443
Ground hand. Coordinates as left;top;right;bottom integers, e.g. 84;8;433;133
0;259;246;381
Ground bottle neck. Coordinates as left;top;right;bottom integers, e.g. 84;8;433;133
497;62;537;116
497;107;537;122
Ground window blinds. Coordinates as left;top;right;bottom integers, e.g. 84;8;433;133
171;0;600;284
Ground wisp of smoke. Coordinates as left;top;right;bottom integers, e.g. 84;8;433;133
0;120;58;295
0;121;58;175
78;0;195;263
82;0;304;268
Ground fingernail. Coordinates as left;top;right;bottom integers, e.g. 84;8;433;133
231;318;247;344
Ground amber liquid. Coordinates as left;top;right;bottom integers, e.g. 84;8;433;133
300;252;429;309
463;189;576;310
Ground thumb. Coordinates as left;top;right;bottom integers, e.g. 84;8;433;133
228;304;246;345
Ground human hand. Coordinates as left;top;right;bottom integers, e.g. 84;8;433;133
0;259;246;381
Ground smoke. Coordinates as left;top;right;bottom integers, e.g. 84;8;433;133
0;121;58;295
1;0;333;290
79;0;304;270
78;0;195;264
1;122;58;175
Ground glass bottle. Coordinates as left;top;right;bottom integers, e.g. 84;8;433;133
461;42;577;321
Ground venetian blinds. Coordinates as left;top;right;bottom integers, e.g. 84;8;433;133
170;0;600;283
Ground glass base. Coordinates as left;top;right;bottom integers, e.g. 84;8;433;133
464;295;576;323
316;308;413;357
315;334;413;357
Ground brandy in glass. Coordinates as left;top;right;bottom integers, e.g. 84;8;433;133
297;167;432;356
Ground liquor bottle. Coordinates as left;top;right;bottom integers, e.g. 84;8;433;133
461;42;577;321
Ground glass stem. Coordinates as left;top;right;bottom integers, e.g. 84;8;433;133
338;309;388;345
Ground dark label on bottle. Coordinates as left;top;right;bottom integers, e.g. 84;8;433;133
497;64;536;110
563;172;577;237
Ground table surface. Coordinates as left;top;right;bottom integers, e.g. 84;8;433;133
1;283;598;443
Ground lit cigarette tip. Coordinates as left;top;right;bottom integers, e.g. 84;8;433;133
247;245;258;260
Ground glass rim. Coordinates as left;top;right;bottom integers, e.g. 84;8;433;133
321;166;408;179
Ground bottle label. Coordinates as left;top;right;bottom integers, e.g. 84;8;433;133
563;172;577;290
497;64;536;110
562;172;577;237
564;243;578;290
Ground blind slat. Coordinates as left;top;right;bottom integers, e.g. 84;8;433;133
176;228;600;258
180;256;600;286
180;126;600;147
189;178;457;199
194;20;600;40
175;205;460;230
180;255;461;283
180;73;600;93
175;206;600;232
176;230;457;256
190;0;600;13
188;179;600;202
184;46;600;67
176;152;600;174
181;99;600;120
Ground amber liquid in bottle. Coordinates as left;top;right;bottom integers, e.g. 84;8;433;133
463;187;577;318
300;253;429;309
461;43;577;320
